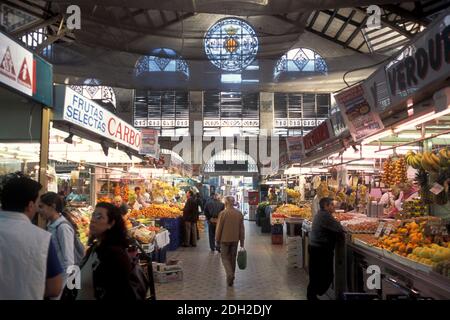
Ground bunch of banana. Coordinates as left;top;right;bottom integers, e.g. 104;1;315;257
421;151;440;172
438;148;450;168
405;151;423;170
335;191;347;203
348;192;356;206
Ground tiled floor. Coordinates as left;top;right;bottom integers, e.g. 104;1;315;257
155;221;308;300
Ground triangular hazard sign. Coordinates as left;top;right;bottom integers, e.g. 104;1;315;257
17;58;32;89
0;47;16;80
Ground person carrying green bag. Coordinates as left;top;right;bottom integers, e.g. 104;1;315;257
215;196;245;287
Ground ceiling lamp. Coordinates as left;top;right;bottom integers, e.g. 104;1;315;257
100;141;109;157
64;133;74;144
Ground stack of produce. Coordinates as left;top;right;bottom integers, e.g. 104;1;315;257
274;204;311;219
286;188;301;200
407;243;450;268
333;212;356;222
401;198;429;218
129;226;155;244
316;181;330;198
67;206;92;246
129;204;183;219
151;180;180;202
381;158;395;186
341;218;379;233
376;218;449;266
433;260;450;279
97;196;111;203
405;151;423;170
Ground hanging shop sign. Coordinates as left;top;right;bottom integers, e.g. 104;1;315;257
56;86;141;151
286;136;304;163
329;108;348;137
335;84;384;142
139;128;159;158
303;119;334;151
363;11;450;113
0;32;34;97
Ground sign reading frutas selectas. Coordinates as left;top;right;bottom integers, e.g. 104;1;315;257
139;128;159;158
363;12;450;113
0;32;35;97
63;87;141;151
286;136;304;163
335;84;384;142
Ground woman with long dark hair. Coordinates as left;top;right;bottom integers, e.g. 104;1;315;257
40;192;76;298
75;202;135;300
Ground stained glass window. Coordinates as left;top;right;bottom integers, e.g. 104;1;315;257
135;48;189;78
69;78;117;111
274;48;328;78
204;18;258;72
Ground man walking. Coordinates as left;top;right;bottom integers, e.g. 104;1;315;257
182;190;199;247
216;196;245;287
307;197;345;300
204;193;225;252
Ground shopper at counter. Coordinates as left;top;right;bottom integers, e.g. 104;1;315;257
113;196;129;216
73;202;135;300
307;197;345;300
216;196;245;287
204;193;225;252
182;190;199;247
0;177;63;299
134;187;148;208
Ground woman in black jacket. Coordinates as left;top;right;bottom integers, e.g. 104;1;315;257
74;202;135;300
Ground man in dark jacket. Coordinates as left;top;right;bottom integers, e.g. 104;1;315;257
182;191;199;247
307;197;345;300
204;193;225;252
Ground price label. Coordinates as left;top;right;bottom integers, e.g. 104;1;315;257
384;224;394;235
430;183;444;195
375;222;385;238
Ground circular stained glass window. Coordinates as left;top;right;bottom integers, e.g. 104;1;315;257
204;18;258;72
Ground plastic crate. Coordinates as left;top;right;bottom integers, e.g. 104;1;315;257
271;224;283;235
272;234;283;245
159;218;181;251
154;270;183;283
152;246;167;263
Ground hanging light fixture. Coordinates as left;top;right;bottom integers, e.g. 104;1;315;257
100;140;109;156
64;133;74;144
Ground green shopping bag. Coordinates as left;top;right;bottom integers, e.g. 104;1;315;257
237;247;247;270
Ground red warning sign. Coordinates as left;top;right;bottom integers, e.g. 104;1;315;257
0;47;16;81
17;58;32;89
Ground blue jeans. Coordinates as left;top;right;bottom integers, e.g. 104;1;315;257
208;222;217;251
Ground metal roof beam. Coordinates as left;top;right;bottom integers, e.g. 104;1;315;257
334;9;356;40
380;4;430;25
308;11;320;28
344;16;367;47
321;9;337;33
11;14;63;37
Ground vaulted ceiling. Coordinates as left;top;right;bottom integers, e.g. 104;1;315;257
1;0;449;93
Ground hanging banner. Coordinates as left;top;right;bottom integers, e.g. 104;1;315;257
329;108;347;137
0;32;35;97
303;120;334;151
335;84;384;142
139;128;159;158
56;86;141;151
286;136;304;163
363;11;450;114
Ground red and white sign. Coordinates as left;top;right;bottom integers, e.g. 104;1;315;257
0;32;35;97
139;128;159;158
303;120;333;151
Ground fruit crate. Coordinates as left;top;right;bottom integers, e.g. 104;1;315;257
154;270;183;283
272;234;283;245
